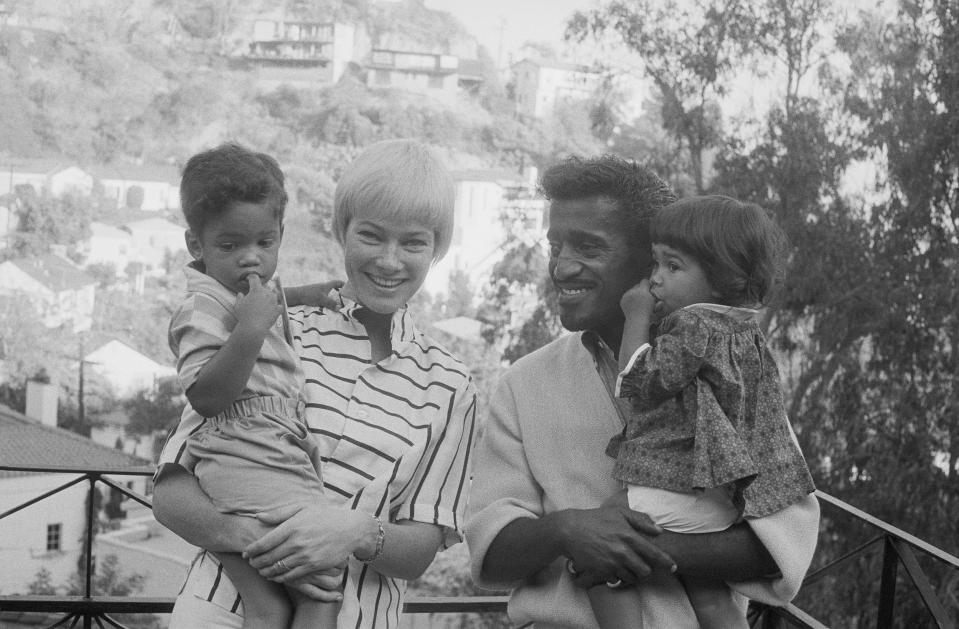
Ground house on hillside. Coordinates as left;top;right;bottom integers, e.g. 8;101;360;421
122;217;187;276
511;58;602;119
0;403;151;596
0;254;96;331
424;168;547;297
365;47;461;94
240;16;368;89
84;340;176;400
0;159;94;198
81;221;136;277
88;164;179;212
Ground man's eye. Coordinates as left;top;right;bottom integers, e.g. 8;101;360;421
668;262;680;271
547;242;560;256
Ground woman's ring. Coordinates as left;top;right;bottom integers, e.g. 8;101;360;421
605;579;623;588
565;558;580;577
274;559;288;573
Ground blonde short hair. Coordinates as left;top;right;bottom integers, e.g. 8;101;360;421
333;139;455;261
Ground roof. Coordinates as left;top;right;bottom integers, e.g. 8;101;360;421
86;163;180;184
0;156;77;177
123;216;184;232
0;404;152;479
5;253;96;291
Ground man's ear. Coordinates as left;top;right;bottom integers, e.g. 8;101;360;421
185;230;203;261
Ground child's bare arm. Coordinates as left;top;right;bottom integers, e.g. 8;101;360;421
284;280;344;308
619;279;655;372
187;275;283;417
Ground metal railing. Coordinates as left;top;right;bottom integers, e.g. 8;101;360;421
2;465;958;628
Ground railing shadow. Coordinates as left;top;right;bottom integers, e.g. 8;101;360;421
2;466;958;628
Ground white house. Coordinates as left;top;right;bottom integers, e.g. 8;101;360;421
425;169;546;298
0;254;96;332
122;217;187;275
85;340;176;400
0;402;151;596
81;221;136;275
511;57;602;119
88;164;180;212
0;158;94;198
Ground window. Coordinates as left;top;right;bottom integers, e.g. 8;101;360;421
46;523;62;552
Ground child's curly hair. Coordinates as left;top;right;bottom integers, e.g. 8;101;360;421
179;142;288;234
651;195;788;307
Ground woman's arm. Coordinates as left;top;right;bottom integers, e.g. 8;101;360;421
243;506;445;583
152;463;269;552
283;280;344;307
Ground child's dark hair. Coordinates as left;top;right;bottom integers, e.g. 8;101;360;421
652;195;788;307
179;143;288;234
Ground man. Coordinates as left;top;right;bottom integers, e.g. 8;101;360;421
466;155;820;627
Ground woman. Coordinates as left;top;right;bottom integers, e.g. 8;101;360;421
152;139;478;628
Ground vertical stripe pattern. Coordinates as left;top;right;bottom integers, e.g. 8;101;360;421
158;291;477;628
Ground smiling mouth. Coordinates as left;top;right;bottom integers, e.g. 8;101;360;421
368;275;405;289
558;286;591;298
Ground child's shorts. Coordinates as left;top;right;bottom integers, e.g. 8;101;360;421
627;484;740;533
183;396;325;516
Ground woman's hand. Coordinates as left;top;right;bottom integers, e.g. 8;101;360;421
242;503;368;583
285;568;345;602
284;280;345;308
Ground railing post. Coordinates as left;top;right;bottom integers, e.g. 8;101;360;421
84;474;98;629
877;536;898;629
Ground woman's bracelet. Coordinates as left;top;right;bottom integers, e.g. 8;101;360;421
355;515;385;564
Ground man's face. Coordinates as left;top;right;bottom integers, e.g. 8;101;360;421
547;196;645;346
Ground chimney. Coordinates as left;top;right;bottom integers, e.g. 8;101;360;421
26;378;59;427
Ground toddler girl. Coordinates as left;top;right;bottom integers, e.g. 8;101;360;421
590;195;816;628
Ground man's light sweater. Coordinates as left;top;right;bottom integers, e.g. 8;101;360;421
466;332;820;628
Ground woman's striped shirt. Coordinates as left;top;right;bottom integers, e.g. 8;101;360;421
157;290;478;628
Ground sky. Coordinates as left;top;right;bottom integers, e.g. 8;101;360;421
424;0;590;66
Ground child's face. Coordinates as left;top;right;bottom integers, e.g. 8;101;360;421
185;201;282;294
648;243;718;316
341;213;435;314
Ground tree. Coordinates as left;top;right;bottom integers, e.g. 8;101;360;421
567;0;760;193
123;377;183;437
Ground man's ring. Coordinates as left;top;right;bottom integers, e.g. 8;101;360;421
606;579;624;588
565;559;580;577
274;559;288;573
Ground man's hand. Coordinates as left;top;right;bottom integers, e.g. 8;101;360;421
235;274;283;332
557;504;675;588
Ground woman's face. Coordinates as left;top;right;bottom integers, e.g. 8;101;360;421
342;214;436;314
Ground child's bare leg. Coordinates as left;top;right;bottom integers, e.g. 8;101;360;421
288;586;340;629
215;552;292;629
681;575;748;629
587;583;645;629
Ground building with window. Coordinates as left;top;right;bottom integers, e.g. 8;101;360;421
242;17;367;89
365;48;461;93
511;57;602;119
0;254;96;332
0;403;150;595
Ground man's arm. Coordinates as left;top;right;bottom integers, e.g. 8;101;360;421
657;522;777;581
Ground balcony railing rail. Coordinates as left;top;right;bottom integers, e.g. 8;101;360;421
1;465;958;628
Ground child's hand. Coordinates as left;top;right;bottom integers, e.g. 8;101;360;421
235;274;283;332
620;279;655;320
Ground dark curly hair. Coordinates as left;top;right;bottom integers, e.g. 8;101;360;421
179;142;288;234
539;155;677;273
651;195;788;307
